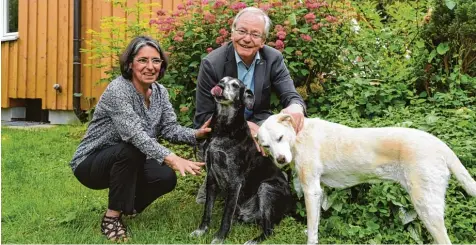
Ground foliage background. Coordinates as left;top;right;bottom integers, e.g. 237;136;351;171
52;0;476;243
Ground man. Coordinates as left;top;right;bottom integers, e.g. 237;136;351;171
193;7;306;135
193;7;306;204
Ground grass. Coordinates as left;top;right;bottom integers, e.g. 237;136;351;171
1;106;476;243
0;125;307;244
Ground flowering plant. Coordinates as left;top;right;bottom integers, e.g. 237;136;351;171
151;0;348;125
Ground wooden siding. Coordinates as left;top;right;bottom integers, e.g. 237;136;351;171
1;0;183;110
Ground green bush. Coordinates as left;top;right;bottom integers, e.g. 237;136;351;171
81;0;160;85
419;0;476;106
151;0;349;125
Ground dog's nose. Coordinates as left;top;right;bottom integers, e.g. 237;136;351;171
276;155;286;164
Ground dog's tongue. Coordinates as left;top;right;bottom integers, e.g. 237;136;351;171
211;86;223;96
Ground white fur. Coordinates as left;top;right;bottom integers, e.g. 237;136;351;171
258;113;476;244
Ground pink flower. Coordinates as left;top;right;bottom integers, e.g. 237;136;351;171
306;2;319;9
156;9;166;16
227;18;234;26
202;0;209;4
275;25;284;32
304;12;316;23
173;35;184;42
149;19;156;25
177;4;185;10
216;36;225;45
175;31;185;37
186;0;194;6
305;0;326;9
312;24;321;31
300;34;312;42
206;47;213;53
219;28;229;37
326;15;338;23
213;0;226;8
231;2;247;11
165;17;175;24
277;31;286;40
259;3;271;12
204;12;216;23
275;40;284;49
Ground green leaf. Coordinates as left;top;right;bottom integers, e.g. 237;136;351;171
428;50;437;62
288;13;297;26
284;47;295;54
415;41;425;49
189;61;199;67
437;42;450;55
445;0;456;10
184;30;194;38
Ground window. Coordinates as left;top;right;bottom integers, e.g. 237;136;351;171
1;0;18;41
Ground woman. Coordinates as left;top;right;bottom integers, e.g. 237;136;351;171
69;36;211;241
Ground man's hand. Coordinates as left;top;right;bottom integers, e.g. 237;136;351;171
164;153;205;176
247;121;266;156
281;103;305;134
196;118;212;139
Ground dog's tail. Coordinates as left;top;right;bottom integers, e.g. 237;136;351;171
447;151;476;196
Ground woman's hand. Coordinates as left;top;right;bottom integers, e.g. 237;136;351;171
196;118;212;139
164;153;205;176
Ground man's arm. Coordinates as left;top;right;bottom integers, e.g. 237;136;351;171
272;55;307;115
193;59;217;129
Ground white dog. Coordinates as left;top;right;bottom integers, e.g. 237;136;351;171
257;113;476;244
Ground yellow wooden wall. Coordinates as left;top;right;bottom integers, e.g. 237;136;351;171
1;0;184;110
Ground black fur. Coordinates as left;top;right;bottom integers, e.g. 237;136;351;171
192;77;293;244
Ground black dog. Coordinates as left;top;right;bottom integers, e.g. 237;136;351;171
190;77;293;244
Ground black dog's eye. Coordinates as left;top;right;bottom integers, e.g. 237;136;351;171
262;145;269;148
278;136;283;142
232;83;239;88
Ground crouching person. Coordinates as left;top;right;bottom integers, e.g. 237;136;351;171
69;36;211;241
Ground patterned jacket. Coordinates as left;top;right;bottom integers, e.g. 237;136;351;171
70;76;197;172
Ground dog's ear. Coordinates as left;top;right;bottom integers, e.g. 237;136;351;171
277;113;296;128
243;89;254;110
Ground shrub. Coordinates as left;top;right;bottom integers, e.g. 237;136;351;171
81;0;160;85
419;0;476;107
151;0;350;125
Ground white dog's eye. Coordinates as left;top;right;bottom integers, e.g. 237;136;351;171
232;83;239;88
278;135;283;142
262;145;269;148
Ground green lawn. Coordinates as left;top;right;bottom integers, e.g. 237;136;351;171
1;113;475;243
0;125;307;244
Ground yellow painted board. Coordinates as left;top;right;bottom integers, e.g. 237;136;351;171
27;0;38;99
37;0;48;108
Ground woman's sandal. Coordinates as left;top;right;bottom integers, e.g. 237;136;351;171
101;214;128;242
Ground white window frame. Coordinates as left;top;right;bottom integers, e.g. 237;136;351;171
1;0;19;42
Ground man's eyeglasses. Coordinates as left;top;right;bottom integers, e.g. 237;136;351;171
135;57;163;65
233;29;264;40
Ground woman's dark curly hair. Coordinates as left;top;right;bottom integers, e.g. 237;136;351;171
119;35;168;81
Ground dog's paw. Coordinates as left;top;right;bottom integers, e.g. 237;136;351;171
190;229;207;238
244;239;258;245
211;237;224;244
